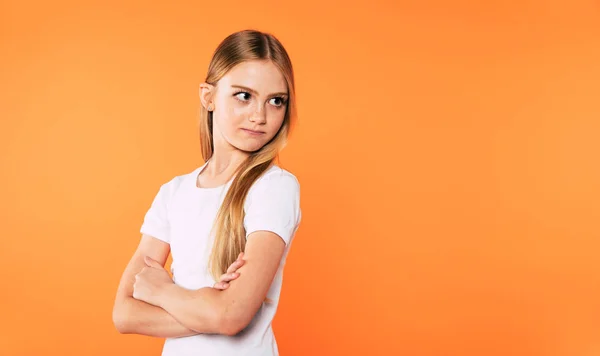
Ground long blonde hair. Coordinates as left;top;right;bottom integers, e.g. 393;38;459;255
198;30;297;288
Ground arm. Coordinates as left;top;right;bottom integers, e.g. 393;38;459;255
112;234;199;338
157;231;286;336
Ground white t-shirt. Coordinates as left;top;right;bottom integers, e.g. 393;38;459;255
139;160;302;356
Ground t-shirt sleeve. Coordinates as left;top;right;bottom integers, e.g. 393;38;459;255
243;171;302;245
140;177;180;244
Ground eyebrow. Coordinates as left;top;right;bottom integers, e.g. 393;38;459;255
231;85;288;97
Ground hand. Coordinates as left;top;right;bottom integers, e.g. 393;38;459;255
213;252;245;290
133;256;174;307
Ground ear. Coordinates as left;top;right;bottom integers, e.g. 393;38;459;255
199;82;215;111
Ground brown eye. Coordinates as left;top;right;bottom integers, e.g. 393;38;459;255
234;91;251;102
270;97;287;107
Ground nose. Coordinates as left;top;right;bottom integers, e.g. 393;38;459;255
249;103;267;124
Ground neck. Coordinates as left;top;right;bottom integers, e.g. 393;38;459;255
205;148;249;178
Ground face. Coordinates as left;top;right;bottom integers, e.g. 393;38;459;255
200;59;289;153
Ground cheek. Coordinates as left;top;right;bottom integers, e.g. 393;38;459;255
218;103;246;132
230;105;249;121
226;99;253;121
269;111;286;130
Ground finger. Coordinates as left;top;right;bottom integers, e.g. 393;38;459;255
226;259;245;274
144;256;162;269
220;272;239;282
213;282;229;290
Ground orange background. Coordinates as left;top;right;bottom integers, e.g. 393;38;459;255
1;1;599;355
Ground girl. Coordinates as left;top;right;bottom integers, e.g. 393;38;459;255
112;29;302;356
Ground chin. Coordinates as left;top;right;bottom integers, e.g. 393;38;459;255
235;142;265;153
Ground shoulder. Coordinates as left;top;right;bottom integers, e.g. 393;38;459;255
160;171;187;191
244;165;301;209
260;164;299;185
243;165;302;243
154;166;198;201
247;165;300;196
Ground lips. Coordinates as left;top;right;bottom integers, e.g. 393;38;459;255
242;128;265;135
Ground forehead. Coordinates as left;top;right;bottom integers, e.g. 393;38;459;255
219;60;287;93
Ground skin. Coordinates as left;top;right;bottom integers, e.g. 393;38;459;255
197;59;289;187
113;59;291;337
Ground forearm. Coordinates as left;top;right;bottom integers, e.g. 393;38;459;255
115;296;199;338
160;285;225;335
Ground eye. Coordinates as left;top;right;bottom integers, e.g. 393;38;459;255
233;91;288;108
269;97;287;108
234;91;251;102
